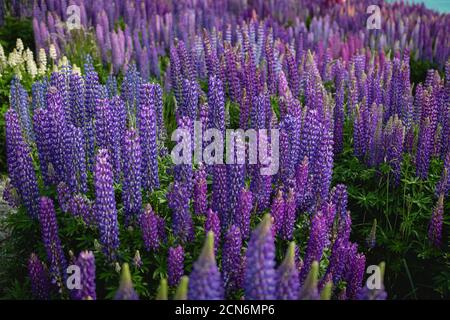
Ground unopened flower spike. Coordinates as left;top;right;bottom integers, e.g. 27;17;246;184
156;279;168;300
299;261;320;300
114;263;139;300
174;276;189;300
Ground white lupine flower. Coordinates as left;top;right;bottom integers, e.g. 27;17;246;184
72;64;82;76
16;38;24;54
49;44;57;61
0;44;6;66
25;49;38;79
8;49;22;67
38;48;47;75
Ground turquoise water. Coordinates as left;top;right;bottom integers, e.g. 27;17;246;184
388;0;450;13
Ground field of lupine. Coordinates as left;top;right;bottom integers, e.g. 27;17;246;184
0;0;448;300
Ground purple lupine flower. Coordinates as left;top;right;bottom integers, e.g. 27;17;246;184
170;46;183;104
346;253;366;300
331;184;348;219
205;209;221;252
2;180;19;208
179;78;198;120
228;163;244;229
236;187;253;240
276;242;300;300
114;263;139;300
436;152;450;197
69;73;85;128
193;163;207;215
57;182;71;213
416;117;433;179
188;231;224;300
38;197;67;288
167;181;194;243
72;126;88;193
244;214;276;300
139;83;160;192
323;237;348;286
211;164;228;229
93;149;120;258
207;76;225;135
168;245;184;287
384;115;404;185
222;225;243;294
173;116;193;192
67;194;94;226
5;109;40;218
295;157;309;208
428;195;444;247
299;261;320;300
314;119;334;203
28;253;51;300
282;189;297;240
284;46;300;98
300;210;328;285
122;128;142;223
139;204;160;252
33;108;53;186
76;251;96;300
157;215;167;243
270;190;285;237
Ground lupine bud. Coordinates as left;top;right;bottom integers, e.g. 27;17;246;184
222;225;243;294
156;279;168;300
244;214;276;300
139;204;160;251
320;281;333;300
366;219;377;248
28;253;51;300
428;195;444;247
114;263;139;300
298;261;320;300
276;242;300;300
133;250;143;269
168;245;184;287
188;232;224;300
174;276;189;300
93;149;120;258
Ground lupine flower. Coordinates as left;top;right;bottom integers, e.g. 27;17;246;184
212;164;228;228
139;204;160;251
57;182;71;213
236;187;253;239
244;214;276;300
276;242;300;300
366;219;377;248
428;195;444;247
270;190;285;236
436;152;450;197
67;194;95;226
222;225;243;294
133;250;143;269
193;163;207;215
228;164;245;229
2;180;19;208
168;181;194;243
346;253;366;300
295;157;309;208
75;251;96;300
298;261;320;300
93;149;120;258
384;115;404;185
28;253;51;300
188;231;224;300
122;128;142;223
38;197;67;288
282;189;297;240
205;209;221;252
114;263;139;300
168;245;184;287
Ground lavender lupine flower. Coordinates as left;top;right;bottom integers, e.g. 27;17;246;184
93;149;120;258
28;253;51;300
314;119;334;202
282;189;297;240
179;79;198;120
212;164;228;228
276;242;300;300
170;46;183;104
207;76;225;135
139;204;160;252
244;214;276;300
173;116;193;192
416;117;433;179
168;245;184;287
205;209;221;252
298;261;320;300
346;253;366;300
235;187;253;240
122;128;142;223
384;115;404;185
67;194;94;226
38;197;67;287
428;195;444;247
228;163;244;229
33;108;53;186
270;190;285;236
75;251;96;300
5;109;39;218
436;152;450;197
57;182;71;213
114;263;139;300
300;210;328;284
193;163;207;215
167;181;194;243
188;231;224;300
139;83;160;192
222;225;243;294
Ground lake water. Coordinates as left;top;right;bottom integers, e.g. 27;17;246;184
388;0;450;13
